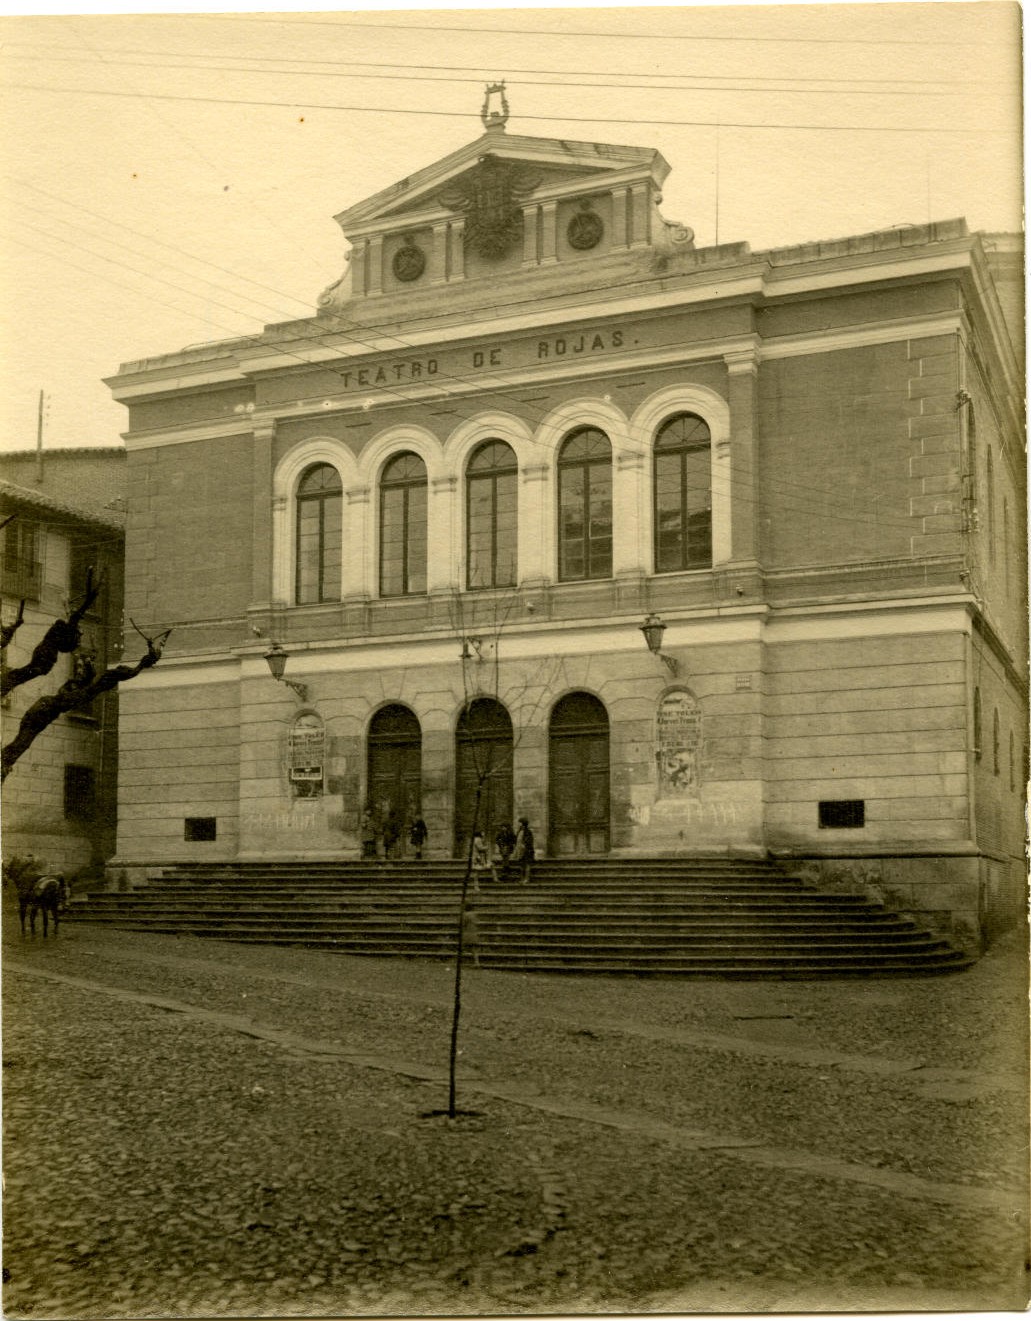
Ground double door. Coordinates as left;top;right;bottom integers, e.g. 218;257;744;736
548;692;610;855
367;704;421;853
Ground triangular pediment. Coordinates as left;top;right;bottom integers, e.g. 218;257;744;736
334;130;668;239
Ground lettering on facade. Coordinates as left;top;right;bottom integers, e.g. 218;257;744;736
537;330;623;359
656;690;702;797
329;327;630;394
242;812;319;833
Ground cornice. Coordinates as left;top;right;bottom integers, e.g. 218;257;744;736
111;240;982;405
120;310;971;451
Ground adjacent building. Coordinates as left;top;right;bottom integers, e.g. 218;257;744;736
1;447;126;874
105;101;1027;945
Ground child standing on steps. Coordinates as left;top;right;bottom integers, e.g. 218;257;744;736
471;830;489;893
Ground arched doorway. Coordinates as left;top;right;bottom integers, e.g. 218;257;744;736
367;704;422;850
549;692;610;855
454;698;513;856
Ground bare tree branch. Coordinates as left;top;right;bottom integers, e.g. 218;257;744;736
1;597;26;651
1;624;171;781
1;569;103;698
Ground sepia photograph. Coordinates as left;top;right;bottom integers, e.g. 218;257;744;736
0;2;1027;1316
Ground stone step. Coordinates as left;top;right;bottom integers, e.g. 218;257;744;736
68;856;970;977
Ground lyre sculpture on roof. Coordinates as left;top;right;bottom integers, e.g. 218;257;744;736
480;81;509;131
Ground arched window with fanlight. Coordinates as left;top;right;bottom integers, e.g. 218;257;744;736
379;451;427;597
558;427;612;582
467;439;518;589
295;463;342;604
653;413;712;573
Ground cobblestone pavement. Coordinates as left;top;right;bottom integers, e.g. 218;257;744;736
2;913;1028;1318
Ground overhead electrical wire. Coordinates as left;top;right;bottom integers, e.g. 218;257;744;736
1;51;999;98
2;83;1006;135
53;14;330;284
3;43;997;87
182;13;1008;48
7;215;940;537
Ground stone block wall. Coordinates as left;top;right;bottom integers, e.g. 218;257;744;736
116;676;241;861
764;630;970;849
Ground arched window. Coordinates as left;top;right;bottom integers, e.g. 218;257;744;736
467;440;517;589
558;427;612;581
992;707;1000;775
295;463;342;604
654;413;712;573
973;687;982;761
379;451;427;597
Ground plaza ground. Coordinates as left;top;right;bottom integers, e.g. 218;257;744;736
2;912;1028;1317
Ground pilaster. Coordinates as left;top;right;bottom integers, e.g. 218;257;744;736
251;418;275;608
629;183;651;248
722;343;761;567
428;474;459;591
539;201;559;265
430;223;449;285
366;236;384;296
610;186;630;249
343;483;371;599
522;205;539;266
613;448;648;576
519;462;550;584
448;220;466;282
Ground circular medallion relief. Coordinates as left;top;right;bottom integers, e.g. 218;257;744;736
567;210;604;251
392;242;426;283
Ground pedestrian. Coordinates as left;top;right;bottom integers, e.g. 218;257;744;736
409;814;428;860
513;816;535;885
360;804;377;860
471;830;490;893
383;806;401;861
493;821;516;882
461;900;481;968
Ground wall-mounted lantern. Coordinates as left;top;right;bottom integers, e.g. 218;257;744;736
263;641;309;703
639;613;679;678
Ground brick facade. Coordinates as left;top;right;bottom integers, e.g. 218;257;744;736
105;126;1027;947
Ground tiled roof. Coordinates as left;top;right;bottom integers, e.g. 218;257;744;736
0;479;126;532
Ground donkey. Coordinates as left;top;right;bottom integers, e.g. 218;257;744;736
4;856;68;938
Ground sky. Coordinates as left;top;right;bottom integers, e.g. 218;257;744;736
0;2;1023;454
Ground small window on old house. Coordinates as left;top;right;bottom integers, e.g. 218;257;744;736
2;517;42;600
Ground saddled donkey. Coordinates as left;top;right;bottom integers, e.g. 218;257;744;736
3;855;68;938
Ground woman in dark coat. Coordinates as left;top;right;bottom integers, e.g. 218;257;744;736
513;817;535;885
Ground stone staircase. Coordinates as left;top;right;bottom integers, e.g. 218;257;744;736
64;858;973;977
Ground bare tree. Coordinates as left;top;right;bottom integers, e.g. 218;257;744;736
1;572;171;780
443;588;565;1118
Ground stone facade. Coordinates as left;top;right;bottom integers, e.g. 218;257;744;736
105;121;1027;946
